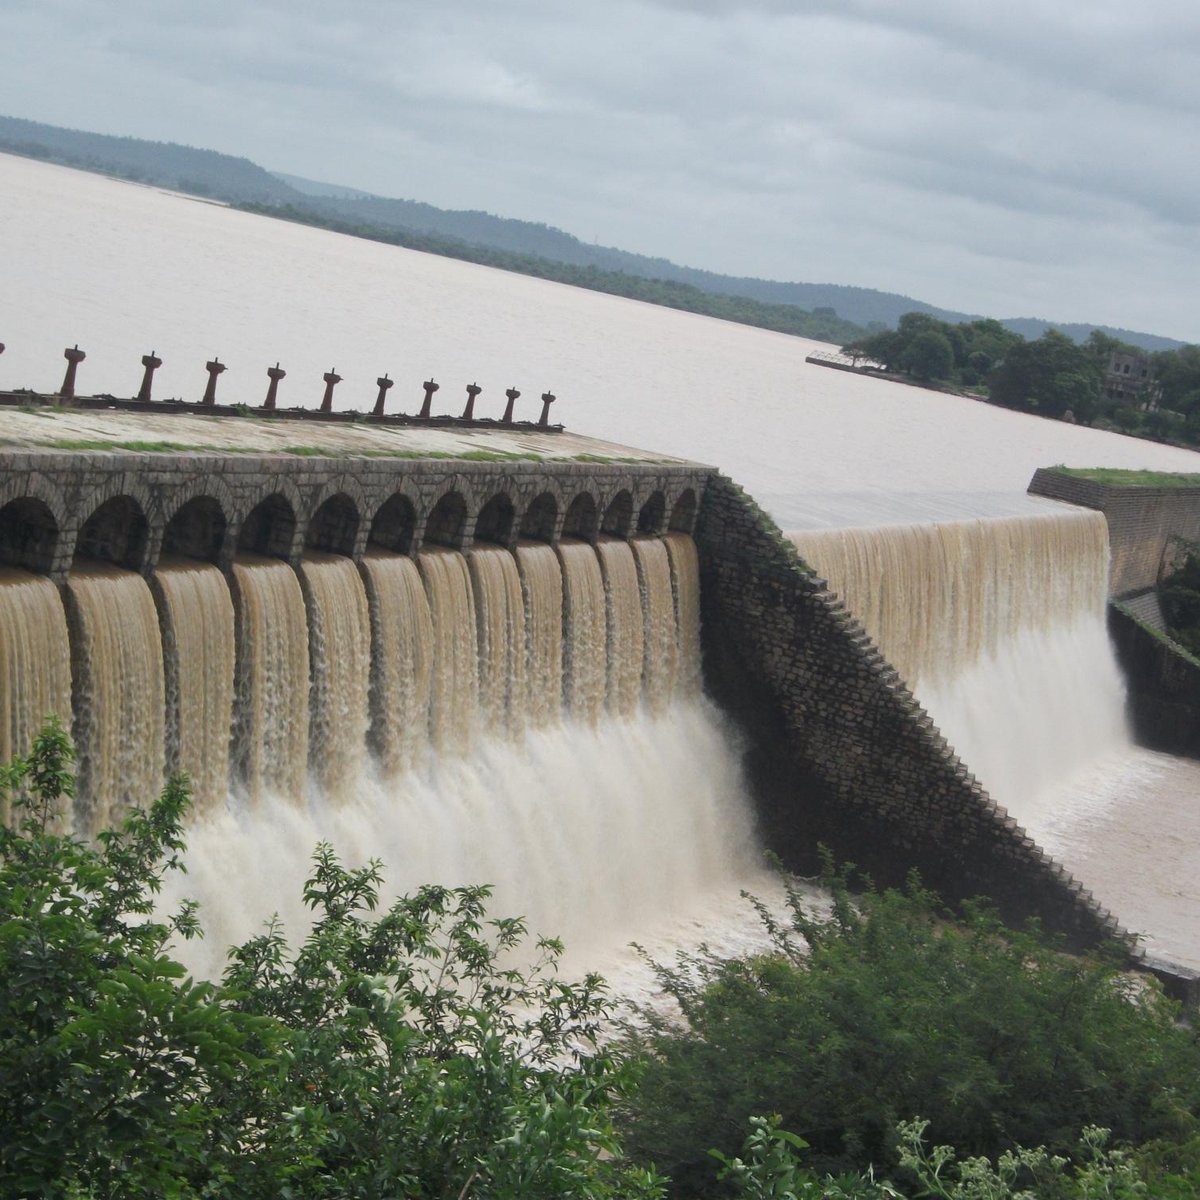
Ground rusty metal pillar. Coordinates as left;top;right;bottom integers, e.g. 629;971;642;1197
59;345;86;403
202;358;226;405
502;387;520;423
137;351;162;402
373;373;394;417
538;390;556;427
320;367;342;413
419;378;438;418
461;381;482;420
264;362;286;410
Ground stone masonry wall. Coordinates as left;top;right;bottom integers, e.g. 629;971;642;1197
694;472;1125;951
1108;601;1200;759
1028;468;1200;597
0;449;711;581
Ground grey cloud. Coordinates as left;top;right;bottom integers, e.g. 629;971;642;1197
2;0;1200;338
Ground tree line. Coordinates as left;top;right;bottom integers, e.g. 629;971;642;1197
844;314;1200;448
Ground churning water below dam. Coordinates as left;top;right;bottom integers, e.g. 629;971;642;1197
4;150;1200;977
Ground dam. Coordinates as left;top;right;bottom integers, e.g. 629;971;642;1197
4;395;1198;990
4;150;1200;992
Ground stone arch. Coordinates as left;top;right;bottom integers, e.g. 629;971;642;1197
601;490;633;538
161;496;228;564
424;490;469;549
561;493;599;543
0;497;59;575
238;493;298;560
306;492;360;556
668;487;698;534
369;491;418;555
636;490;667;535
0;472;71;540
75;496;151;571
518;491;558;542
473;491;516;547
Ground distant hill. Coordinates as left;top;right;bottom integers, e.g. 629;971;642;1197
0;114;1184;352
0;114;297;205
271;171;377;201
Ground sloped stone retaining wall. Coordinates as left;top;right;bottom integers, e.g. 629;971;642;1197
694;472;1126;951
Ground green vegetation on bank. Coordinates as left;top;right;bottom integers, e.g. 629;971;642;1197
4;727;1200;1197
845;317;1200;448
1160;540;1200;657
1048;466;1200;488
617;862;1200;1196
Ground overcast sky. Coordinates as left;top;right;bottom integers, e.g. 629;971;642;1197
3;0;1199;340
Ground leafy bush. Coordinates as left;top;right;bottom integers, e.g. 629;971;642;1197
1160;540;1200;656
0;721;661;1199
618;864;1200;1196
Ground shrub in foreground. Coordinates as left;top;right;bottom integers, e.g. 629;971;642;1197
619;864;1200;1196
0;721;660;1199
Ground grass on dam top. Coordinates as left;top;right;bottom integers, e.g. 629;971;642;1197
0;405;692;465
1048;465;1200;488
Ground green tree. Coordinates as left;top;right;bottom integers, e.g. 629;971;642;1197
842;330;904;371
0;723;662;1199
0;718;270;1197
988;330;1103;419
619;866;1200;1197
901;330;955;381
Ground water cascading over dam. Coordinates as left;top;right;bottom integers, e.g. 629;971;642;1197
0;512;760;975
789;508;1131;813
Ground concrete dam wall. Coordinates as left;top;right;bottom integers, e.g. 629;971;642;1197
3;437;1195;965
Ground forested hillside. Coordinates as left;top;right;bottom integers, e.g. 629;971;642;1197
0;113;1181;351
0;114;296;204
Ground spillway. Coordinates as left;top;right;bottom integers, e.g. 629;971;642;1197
229;553;310;803
361;549;434;775
0;567;71;826
0;531;763;977
65;562;165;834
153;556;235;816
791;509;1200;969
790;509;1131;808
298;552;372;798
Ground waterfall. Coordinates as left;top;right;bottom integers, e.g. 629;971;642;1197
229;552;310;802
468;546;527;740
789;510;1131;807
153;556;235;816
596;537;645;717
361;548;434;776
298;552;372;798
632;537;680;712
515;541;563;727
0;567;71;825
65;562;165;834
666;533;701;695
1;532;772;982
556;539;606;722
418;547;479;752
